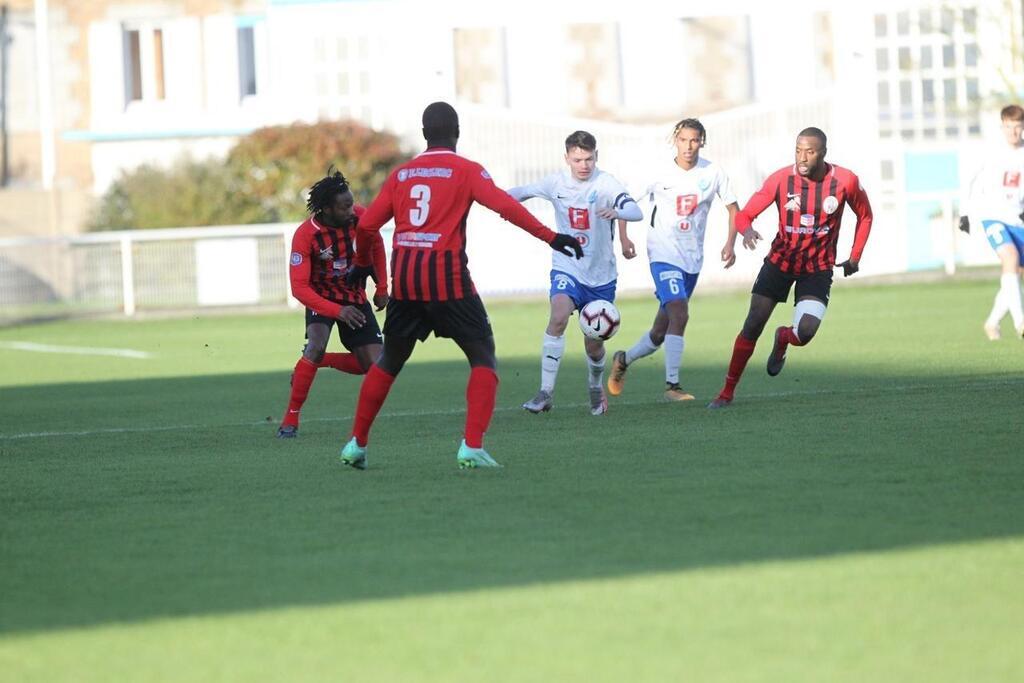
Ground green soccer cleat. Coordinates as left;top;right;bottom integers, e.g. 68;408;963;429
457;440;501;469
340;437;367;470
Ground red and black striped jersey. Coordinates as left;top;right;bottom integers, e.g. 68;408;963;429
736;163;873;274
288;205;388;318
354;148;558;301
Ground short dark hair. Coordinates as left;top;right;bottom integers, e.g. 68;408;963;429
797;127;827;149
1001;104;1024;122
565;130;597;152
422;101;460;141
672;118;706;144
306;167;350;215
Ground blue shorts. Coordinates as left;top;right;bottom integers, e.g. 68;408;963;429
982;220;1024;265
549;270;616;309
650;262;700;307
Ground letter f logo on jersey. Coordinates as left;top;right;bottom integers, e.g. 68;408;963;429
568;207;590;230
676;194;698;217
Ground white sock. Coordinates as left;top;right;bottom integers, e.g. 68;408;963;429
664;334;684;385
587;351;605;389
986;288;1008;328
625;332;660;365
540;334;565;393
1000;273;1024;328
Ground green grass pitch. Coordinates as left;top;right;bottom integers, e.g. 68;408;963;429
1;278;1022;682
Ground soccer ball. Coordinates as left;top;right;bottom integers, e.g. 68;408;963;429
578;300;621;341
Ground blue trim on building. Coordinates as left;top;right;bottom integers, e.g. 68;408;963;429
236;15;267;27
62;129;253;142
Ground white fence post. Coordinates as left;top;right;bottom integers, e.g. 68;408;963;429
120;234;136;316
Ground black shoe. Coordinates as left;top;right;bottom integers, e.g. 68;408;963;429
766;326;788;377
277;425;298;438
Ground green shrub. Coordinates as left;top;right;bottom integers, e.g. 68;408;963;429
88;120;410;231
227;119;409;215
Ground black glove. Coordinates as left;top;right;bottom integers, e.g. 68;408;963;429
958;216;970;234
345;263;376;289
836;259;859;277
550;234;583;259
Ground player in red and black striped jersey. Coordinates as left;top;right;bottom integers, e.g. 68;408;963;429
708;127;873;408
276;169;389;438
339;101;583;469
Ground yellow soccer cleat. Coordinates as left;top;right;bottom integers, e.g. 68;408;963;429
664;383;695;402
607;350;628;396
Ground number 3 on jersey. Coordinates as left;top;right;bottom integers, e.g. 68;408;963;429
409;184;431;227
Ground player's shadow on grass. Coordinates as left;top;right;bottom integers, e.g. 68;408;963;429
1;358;1021;635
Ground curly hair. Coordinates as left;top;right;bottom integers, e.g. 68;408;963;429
306;167;350;215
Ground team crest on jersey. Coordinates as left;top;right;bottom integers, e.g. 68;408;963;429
568;207;590;230
698;177;710;190
676;194;698;216
398;169;408;182
823;196;839;214
785;194;801;211
290;252;303;266
1004;171;1021;188
587;190;598;203
800;214;816;227
573;232;589;247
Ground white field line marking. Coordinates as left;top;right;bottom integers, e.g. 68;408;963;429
0;341;153;359
1;376;1021;442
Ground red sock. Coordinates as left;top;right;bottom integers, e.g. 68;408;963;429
352;365;396;447
319;352;366;374
779;326;804;347
281;357;318;427
465;367;499;449
719;333;757;401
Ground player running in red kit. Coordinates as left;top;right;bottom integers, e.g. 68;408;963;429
708;127;873;408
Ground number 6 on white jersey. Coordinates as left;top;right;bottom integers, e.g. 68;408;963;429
409;184;431;227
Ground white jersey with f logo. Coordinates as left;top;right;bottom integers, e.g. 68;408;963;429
967;145;1024;226
509;168;637;287
643;157;736;274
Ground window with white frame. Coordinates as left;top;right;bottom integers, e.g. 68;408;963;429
122;24;166;106
236;16;266;100
872;4;984;143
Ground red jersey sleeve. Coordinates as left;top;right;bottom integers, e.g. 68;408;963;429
288;224;342;319
469;167;558;244
354;176;396;268
845;174;874;262
351;205;386;294
370;231;388;295
736;171;782;234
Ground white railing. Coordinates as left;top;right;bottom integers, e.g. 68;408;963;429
0;224;295;320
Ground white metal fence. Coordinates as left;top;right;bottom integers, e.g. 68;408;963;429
0;225;295;321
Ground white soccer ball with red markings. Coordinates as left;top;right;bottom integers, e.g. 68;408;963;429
578;300;621;341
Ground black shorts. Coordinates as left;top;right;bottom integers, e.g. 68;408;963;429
305;302;383;351
751;260;832;305
383;296;493;341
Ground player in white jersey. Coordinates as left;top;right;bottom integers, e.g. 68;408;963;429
607;118;739;401
959;104;1024;340
509;130;642;415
